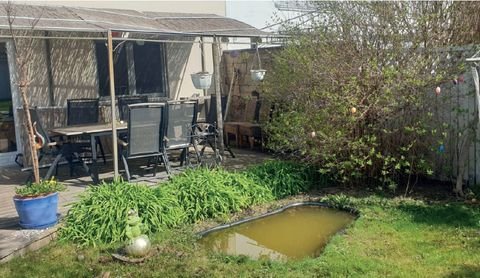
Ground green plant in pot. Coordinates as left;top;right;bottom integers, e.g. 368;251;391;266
3;3;65;230
13;178;65;229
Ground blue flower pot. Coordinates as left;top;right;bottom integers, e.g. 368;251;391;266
13;192;59;229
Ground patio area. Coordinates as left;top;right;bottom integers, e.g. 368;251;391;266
0;148;270;263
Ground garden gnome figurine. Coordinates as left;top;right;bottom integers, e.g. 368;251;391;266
125;209;151;257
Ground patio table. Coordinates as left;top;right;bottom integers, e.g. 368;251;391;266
49;122;127;183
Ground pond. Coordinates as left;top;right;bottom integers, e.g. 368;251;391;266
199;203;356;261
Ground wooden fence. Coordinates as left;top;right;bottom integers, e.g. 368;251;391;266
430;67;480;186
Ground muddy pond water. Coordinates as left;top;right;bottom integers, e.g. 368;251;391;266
199;204;356;261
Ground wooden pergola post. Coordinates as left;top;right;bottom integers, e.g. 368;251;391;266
212;36;225;155
200;36;207;96
107;29;119;179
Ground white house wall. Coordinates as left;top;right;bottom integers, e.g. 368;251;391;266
167;37;217;100
166;38;194;100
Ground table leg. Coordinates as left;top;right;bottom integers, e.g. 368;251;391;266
72;152;98;184
91;134;97;161
192;138;202;163
90;134;100;184
44;153;63;180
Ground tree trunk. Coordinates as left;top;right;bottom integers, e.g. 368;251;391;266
5;2;42;184
454;117;478;197
19;79;40;183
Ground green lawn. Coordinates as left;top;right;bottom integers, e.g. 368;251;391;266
1;195;479;278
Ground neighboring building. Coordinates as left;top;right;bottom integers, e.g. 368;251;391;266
28;1;227;16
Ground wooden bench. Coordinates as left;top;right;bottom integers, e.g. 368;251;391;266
224;98;267;149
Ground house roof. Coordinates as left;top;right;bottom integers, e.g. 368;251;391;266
0;3;272;37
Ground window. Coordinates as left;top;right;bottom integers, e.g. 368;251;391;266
95;42;128;96
0;43;16;153
95;41;168;97
134;42;167;95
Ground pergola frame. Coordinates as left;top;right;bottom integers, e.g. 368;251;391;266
102;29;276;178
4;27;279;178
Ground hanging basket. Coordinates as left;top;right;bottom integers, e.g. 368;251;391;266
191;72;212;90
250;43;266;82
250;69;267;82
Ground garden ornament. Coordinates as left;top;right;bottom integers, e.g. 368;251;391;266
125;209;151;257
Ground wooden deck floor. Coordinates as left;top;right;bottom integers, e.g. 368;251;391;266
0;148;271;262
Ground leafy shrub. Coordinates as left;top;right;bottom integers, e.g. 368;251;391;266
320;194;355;210
59;180;185;246
262;2;479;190
221;170;275;206
15;178;65;198
156;168;273;222
245;160;320;199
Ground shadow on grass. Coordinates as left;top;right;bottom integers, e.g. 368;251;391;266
398;203;480;228
445;265;480;278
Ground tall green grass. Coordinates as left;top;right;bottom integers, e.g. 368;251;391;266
59;160;320;245
245;160;321;199
155;168;274;222
58;180;185;246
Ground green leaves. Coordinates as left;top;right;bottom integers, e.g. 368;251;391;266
59;161;320;246
259;1;475;192
58;180;184;246
245;160;322;199
157;168;274;222
320;194;355;210
15;178;65;198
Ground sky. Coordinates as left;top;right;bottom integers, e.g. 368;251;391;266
226;0;278;31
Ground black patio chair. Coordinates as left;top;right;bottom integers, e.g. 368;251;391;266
66;98;106;165
29;108;60;176
195;95;235;160
118;103;168;181
164;100;199;168
195;96;210;124
21;108;91;181
118;95;149;121
67;98;100;125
